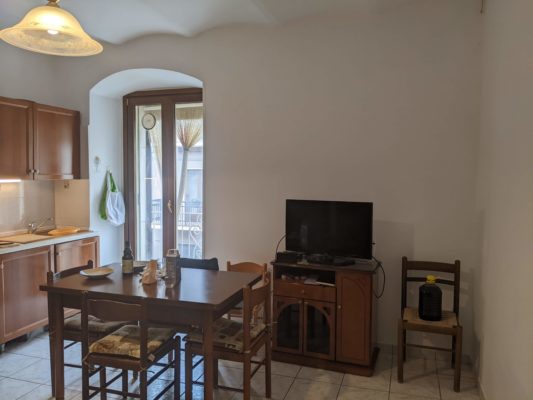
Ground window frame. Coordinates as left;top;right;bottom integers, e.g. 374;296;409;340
123;88;203;257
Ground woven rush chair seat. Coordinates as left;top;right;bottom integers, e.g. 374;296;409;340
64;314;130;335
403;307;458;328
89;325;176;359
186;318;265;353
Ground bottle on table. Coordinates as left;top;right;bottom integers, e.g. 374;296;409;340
122;241;134;274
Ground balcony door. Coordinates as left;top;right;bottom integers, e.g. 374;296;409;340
123;89;203;261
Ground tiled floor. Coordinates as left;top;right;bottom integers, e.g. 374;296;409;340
0;332;480;400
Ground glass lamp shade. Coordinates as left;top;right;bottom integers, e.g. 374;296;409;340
0;2;102;56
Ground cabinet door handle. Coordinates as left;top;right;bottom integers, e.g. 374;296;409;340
167;199;173;214
35;169;40;175
338;304;342;310
27;169;33;175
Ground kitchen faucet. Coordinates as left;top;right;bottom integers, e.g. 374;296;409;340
27;217;53;234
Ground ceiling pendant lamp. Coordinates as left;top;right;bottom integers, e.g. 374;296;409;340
0;0;102;57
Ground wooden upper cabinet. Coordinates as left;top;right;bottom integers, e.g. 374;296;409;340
0;96;80;180
336;271;373;366
33;103;80;180
0;97;33;179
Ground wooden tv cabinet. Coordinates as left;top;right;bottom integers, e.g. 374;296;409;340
271;261;378;376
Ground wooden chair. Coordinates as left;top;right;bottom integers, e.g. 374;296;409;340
397;256;463;392
46;261;131;368
177;257;219;271
81;292;180;400
226;261;268;321
184;272;272;400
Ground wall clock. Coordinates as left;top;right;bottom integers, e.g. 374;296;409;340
141;112;156;130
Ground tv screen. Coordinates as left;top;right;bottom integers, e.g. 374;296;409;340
285;199;373;259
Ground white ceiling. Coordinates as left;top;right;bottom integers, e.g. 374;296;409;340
0;0;418;44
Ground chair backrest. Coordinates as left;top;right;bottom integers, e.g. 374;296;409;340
81;292;149;366
47;260;94;284
177;257;219;271
242;271;271;350
401;256;461;317
227;261;267;282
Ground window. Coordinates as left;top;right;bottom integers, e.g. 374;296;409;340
124;89;203;261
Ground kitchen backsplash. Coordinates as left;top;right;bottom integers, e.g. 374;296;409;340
0;181;55;233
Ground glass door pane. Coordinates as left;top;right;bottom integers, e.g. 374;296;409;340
135;105;163;261
175;103;203;258
305;302;331;356
276;301;302;351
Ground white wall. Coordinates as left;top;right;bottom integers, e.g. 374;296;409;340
474;0;533;398
88;95;124;265
45;0;482;353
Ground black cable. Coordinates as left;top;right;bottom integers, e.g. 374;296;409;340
372;256;386;298
274;233;286;260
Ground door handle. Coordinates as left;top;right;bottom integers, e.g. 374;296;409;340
167;199;173;214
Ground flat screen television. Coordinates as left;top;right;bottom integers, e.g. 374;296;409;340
285;199;373;260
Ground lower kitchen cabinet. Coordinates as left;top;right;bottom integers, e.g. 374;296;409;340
0;246;53;346
55;236;99;271
0;235;100;350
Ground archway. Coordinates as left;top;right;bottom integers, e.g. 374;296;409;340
88;69;203;264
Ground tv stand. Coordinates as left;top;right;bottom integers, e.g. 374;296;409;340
272;260;378;376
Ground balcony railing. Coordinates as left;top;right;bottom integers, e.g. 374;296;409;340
150;199;203;259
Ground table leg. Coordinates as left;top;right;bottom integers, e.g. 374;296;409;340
202;315;214;400
49;293;65;399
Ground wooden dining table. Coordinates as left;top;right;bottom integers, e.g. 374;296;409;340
40;263;261;400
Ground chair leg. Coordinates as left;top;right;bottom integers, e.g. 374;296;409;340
174;342;181;399
397;319;404;383
82;361;90;400
140;370;148;400
99;366;107;400
185;343;193;400
265;339;272;398
213;358;219;388
121;369;128;399
243;353;251;400
402;328;407;362
454;326;463;392
451;336;457;368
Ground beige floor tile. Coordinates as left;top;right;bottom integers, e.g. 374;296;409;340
5;337;50;358
217;365;245;389
16;384;81;400
181;383;236;400
268;361;301;377
12;358;54;384
395;357;438;380
342;355;392;392
390;371;440;399
0;352;41;377
389;393;439;400
296;366;344;384
284;378;340;400
0;377;40;399
250;371;293;399
437;359;475;380
337;386;389;399
439;376;480;399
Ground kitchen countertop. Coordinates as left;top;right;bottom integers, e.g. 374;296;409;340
0;231;99;255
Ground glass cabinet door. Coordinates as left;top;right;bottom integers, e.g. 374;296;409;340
304;300;335;360
273;297;302;354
